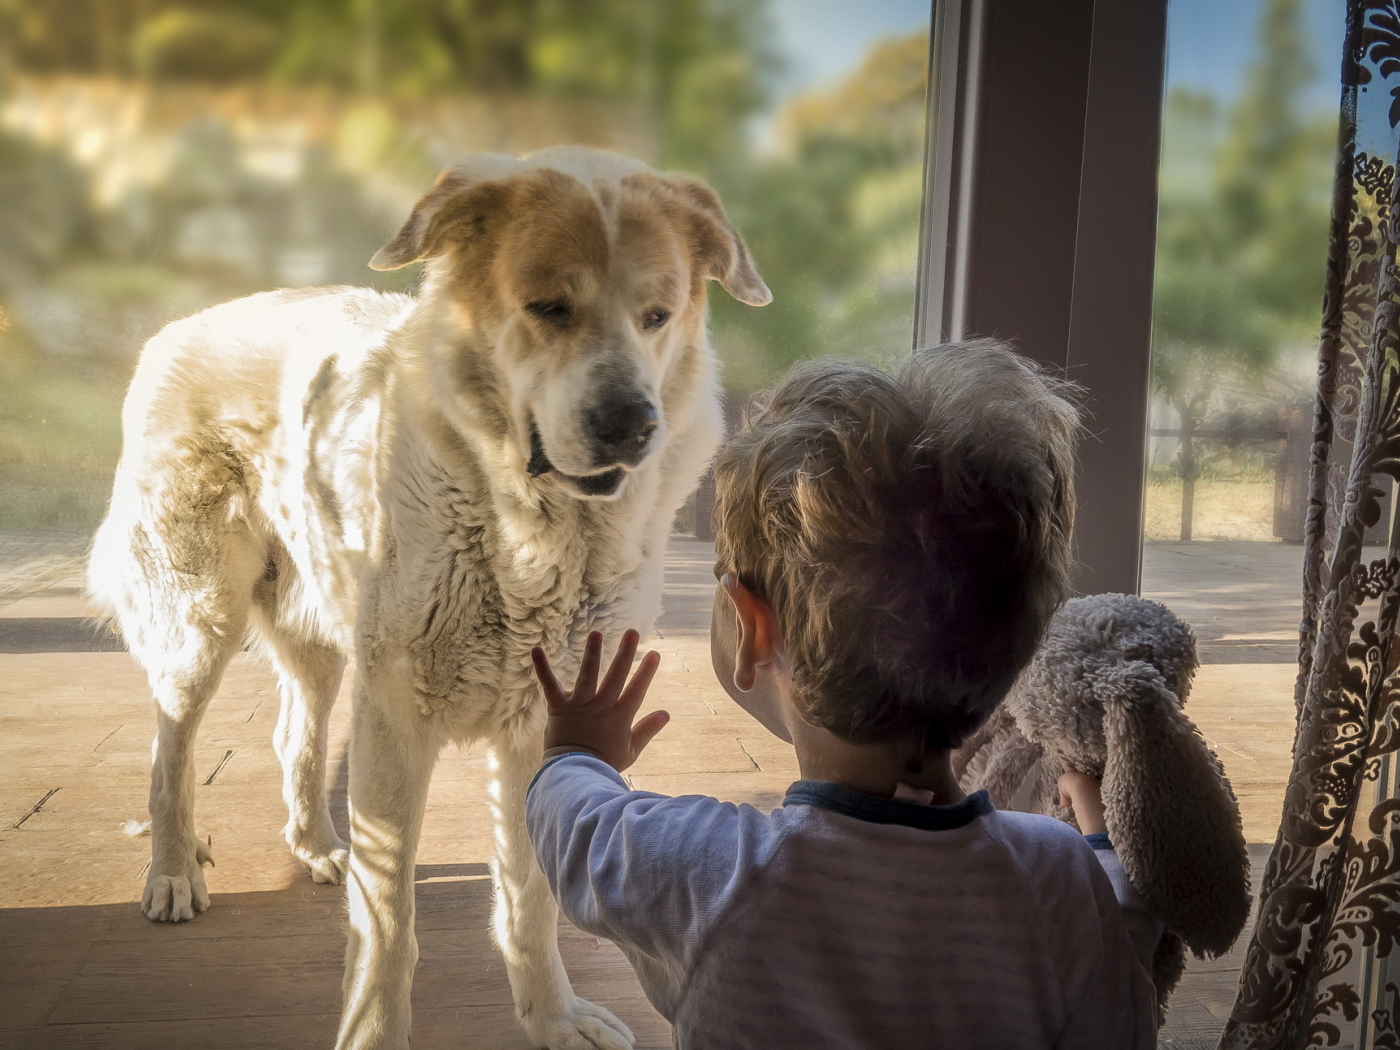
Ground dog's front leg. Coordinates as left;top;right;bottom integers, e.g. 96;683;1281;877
336;686;438;1050
488;728;635;1050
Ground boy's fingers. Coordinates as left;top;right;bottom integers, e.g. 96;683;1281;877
600;629;641;702
572;631;604;705
630;709;670;758
531;647;565;703
619;650;662;713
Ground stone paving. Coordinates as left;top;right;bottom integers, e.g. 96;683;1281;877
0;530;1314;1048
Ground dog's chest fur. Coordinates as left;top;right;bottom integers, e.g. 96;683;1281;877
364;427;656;730
275;293;669;734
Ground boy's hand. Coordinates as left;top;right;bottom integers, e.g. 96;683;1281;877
1057;770;1108;836
532;629;668;773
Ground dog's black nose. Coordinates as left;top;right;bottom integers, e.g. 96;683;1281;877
586;393;659;466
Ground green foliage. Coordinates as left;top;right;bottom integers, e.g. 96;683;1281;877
0;0;777;163
1152;0;1335;423
0;2;934;529
708;30;928;390
0;324;125;531
0;129;90;288
131;7;279;81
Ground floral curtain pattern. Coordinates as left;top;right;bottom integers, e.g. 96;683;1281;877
1220;3;1400;1047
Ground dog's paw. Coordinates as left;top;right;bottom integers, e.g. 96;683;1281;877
289;826;350;884
141;838;214;922
297;841;350;885
523;999;634;1050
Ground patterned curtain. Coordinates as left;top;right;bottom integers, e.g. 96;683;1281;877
1220;3;1400;1047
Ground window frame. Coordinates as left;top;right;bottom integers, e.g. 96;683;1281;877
915;0;1170;595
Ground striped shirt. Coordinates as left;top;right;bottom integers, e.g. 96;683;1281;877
527;752;1158;1050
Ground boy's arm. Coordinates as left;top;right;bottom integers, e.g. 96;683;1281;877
526;634;785;973
1083;834;1167;980
526;751;780;966
1053;853;1160;1050
1060;772;1165;981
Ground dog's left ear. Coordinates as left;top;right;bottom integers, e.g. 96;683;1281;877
660;176;772;307
1097;662;1252;959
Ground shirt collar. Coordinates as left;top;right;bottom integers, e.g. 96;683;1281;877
782;780;993;831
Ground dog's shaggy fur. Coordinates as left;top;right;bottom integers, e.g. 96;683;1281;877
954;593;1252;1020
87;146;770;1050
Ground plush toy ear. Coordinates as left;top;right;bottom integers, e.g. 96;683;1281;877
954;704;1045;807
1097;661;1251;958
652;174;772;307
369;159;518;271
952;703;1005;785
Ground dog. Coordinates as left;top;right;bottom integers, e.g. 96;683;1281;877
87;145;771;1049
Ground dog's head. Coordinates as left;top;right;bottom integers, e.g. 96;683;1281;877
370;146;771;500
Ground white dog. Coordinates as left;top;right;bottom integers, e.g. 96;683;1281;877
87;145;770;1049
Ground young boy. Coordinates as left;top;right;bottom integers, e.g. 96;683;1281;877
526;342;1159;1049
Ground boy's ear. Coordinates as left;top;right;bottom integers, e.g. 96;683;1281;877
1097;662;1252;959
720;574;783;691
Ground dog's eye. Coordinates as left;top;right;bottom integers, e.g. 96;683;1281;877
642;308;670;331
525;300;571;324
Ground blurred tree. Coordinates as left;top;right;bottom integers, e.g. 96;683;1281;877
1151;0;1335;538
709;30;929;391
0;0;774;163
131;7;279;80
0;1;933;393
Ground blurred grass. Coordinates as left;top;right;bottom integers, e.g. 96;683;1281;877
0;344;1289;544
0;332;124;533
1144;477;1276;542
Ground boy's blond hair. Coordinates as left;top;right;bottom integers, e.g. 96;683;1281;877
712;340;1080;751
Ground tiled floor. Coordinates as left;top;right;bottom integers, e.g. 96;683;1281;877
0;533;1304;1048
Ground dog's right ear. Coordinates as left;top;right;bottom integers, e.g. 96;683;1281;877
369;168;512;271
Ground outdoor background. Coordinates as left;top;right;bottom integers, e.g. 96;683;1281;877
1147;0;1341;544
0;0;1350;545
0;0;931;533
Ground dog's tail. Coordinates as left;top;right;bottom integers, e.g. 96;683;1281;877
84;507;128;646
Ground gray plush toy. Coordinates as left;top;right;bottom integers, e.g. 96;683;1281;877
952;592;1252;1020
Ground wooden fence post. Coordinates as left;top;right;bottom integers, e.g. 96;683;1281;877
1180;414;1196;542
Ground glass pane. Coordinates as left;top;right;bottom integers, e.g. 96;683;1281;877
0;1;930;540
0;2;931;1043
1146;0;1342;1038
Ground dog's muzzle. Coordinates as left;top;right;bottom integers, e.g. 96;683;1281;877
528;425;627;498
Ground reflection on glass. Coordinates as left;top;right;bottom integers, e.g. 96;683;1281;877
1142;0;1341;1036
0;0;930;535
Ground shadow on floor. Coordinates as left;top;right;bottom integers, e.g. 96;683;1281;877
0;617;125;653
0;864;669;1050
1;845;1266;1050
1159;842;1271;1049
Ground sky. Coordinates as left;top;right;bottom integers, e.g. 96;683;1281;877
763;0;1347;115
766;0;931;104
1166;0;1344;114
